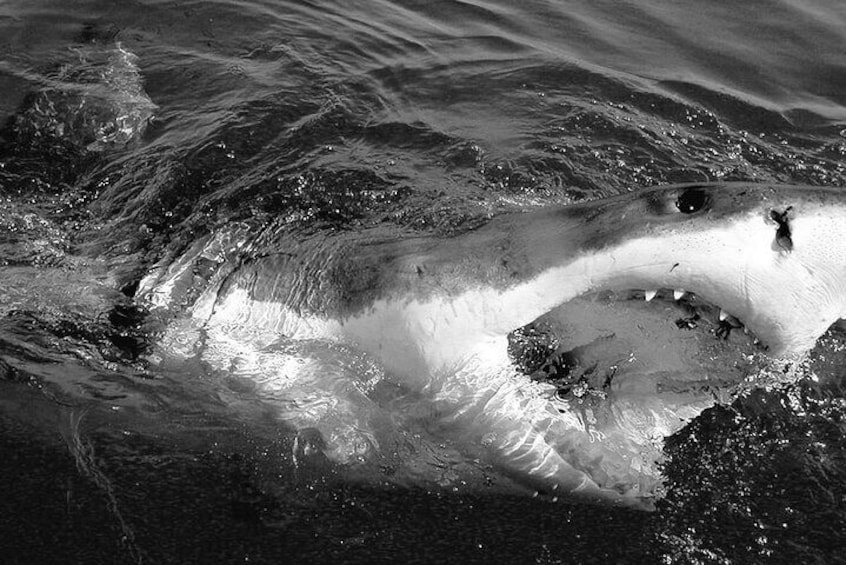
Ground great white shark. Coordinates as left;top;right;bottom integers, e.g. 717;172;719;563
141;182;846;508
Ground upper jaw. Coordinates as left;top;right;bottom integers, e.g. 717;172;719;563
595;274;837;358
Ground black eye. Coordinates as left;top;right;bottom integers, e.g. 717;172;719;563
676;187;708;214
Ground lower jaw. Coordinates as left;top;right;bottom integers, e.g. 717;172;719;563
505;289;767;497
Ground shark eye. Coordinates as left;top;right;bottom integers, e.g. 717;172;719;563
676;187;708;214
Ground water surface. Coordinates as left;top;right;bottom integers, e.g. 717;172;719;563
1;0;845;563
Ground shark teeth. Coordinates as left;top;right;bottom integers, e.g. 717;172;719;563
634;288;748;339
642;289;686;303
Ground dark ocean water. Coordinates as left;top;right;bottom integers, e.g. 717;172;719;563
1;0;846;563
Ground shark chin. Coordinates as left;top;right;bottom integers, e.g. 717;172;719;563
141;182;846;509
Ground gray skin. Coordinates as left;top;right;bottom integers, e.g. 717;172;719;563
229;182;846;356
155;182;846;507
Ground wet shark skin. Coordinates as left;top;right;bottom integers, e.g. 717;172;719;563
143;182;846;507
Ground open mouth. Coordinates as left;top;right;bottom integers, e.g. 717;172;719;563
497;286;777;500
507;287;765;406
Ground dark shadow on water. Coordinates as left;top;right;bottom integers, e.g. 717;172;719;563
0;409;656;565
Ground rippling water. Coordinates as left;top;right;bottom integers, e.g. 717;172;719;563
1;0;846;563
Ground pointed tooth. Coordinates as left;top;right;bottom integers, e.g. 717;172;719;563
673;289;685;300
719;309;729;321
644;290;657;302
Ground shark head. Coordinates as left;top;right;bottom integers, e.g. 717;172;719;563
552;182;846;356
159;182;846;509
336;182;846;377
331;182;846;506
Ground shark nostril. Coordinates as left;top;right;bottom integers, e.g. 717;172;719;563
770;207;794;252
